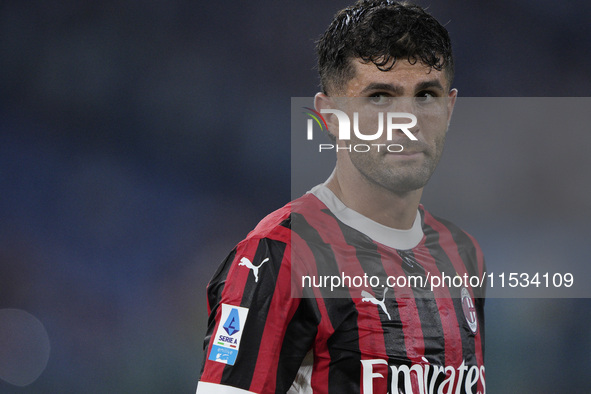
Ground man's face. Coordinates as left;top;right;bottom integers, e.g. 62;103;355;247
327;58;456;194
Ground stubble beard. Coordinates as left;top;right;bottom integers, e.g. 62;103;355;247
347;136;446;195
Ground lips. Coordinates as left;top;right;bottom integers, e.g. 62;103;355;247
388;141;428;156
384;147;425;156
394;150;422;155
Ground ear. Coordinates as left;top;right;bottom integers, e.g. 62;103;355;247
446;88;458;126
314;92;340;140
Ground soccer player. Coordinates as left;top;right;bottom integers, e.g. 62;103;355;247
197;1;486;393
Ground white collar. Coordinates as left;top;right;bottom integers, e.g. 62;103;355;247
309;183;423;250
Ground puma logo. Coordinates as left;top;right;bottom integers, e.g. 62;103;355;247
238;257;269;283
361;288;391;320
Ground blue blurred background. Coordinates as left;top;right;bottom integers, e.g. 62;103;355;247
1;1;590;392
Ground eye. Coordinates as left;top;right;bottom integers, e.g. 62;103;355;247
369;93;392;106
415;91;436;103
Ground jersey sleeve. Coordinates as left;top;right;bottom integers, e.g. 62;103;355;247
197;233;320;394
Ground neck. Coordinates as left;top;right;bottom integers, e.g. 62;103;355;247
325;166;423;230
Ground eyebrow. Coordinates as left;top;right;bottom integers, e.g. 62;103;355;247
359;83;402;96
416;80;445;92
359;79;446;96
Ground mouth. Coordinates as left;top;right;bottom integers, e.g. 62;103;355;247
396;149;422;155
387;149;424;157
385;141;427;157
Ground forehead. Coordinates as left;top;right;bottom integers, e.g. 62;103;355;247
343;58;449;95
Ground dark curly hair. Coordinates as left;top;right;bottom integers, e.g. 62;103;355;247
316;0;454;94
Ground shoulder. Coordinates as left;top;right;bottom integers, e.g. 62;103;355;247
419;205;486;297
213;193;325;282
244;192;327;243
420;205;486;275
420;205;483;253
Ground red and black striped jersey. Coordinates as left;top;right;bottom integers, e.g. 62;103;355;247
197;185;486;394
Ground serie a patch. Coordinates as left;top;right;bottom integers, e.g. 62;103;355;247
208;304;249;365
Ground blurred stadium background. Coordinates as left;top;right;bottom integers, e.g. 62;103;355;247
1;1;590;392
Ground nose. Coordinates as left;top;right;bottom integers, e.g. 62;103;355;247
388;97;419;139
